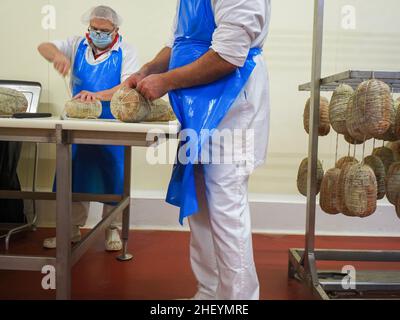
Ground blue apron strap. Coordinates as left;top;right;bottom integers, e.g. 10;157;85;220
63;37;125;200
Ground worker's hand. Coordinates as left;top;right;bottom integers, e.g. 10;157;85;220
122;71;147;89
74;91;100;102
53;52;71;77
136;74;172;101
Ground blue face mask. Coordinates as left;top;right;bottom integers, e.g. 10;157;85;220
89;30;113;49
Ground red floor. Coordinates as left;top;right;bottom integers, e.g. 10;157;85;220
0;229;399;300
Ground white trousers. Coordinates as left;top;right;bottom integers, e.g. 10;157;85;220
71;202;122;230
189;164;259;300
187;56;269;300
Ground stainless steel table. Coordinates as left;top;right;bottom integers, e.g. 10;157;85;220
0;117;180;299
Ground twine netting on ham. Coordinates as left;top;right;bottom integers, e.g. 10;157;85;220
111;87;151;122
363;155;386;200
0;87;28;116
393;98;400;139
64;99;102;119
335;156;358;169
145;99;177;122
344;164;377;218
385;162;400;205
376;98;398;142
346;92;371;143
329;84;354;135
297;158;324;197
353;79;392;139
344;133;364;145
299;80;398;220
337;162;356;216
372;146;395;173
386;141;400;161
303;96;330;136
395;196;400;220
319;168;341;215
111;87;176;123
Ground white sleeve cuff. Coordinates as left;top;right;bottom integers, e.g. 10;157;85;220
50;36;81;61
165;38;174;49
121;43;140;82
50;40;66;53
210;24;252;67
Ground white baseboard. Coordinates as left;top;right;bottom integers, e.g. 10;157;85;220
34;192;400;237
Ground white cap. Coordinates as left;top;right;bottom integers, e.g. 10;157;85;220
82;5;123;27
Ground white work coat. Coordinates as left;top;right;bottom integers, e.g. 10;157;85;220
168;0;271;172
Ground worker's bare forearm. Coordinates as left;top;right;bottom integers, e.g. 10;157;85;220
163;50;237;91
141;47;172;76
37;43;61;62
38;42;71;76
96;84;123;101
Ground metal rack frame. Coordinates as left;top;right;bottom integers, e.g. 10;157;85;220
288;0;400;300
299;70;400;93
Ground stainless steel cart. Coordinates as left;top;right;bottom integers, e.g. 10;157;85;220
288;1;400;300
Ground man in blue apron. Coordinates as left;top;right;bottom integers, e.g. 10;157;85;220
38;6;140;251
125;0;271;300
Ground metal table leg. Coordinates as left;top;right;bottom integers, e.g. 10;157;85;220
3;142;39;250
117;146;133;262
55;125;72;299
300;0;325;288
31;142;39;231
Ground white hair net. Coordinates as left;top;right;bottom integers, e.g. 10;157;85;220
81;5;123;27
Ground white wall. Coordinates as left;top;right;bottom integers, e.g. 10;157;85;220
36;193;400;237
1;0;400;235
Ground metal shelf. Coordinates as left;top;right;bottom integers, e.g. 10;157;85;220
288;0;400;300
299;70;400;92
289;249;400;300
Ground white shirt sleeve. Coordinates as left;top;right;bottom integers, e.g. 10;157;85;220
51;36;82;62
166;1;180;48
211;0;270;67
120;42;140;82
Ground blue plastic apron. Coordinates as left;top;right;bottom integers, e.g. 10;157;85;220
166;0;261;224
64;38;124;201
